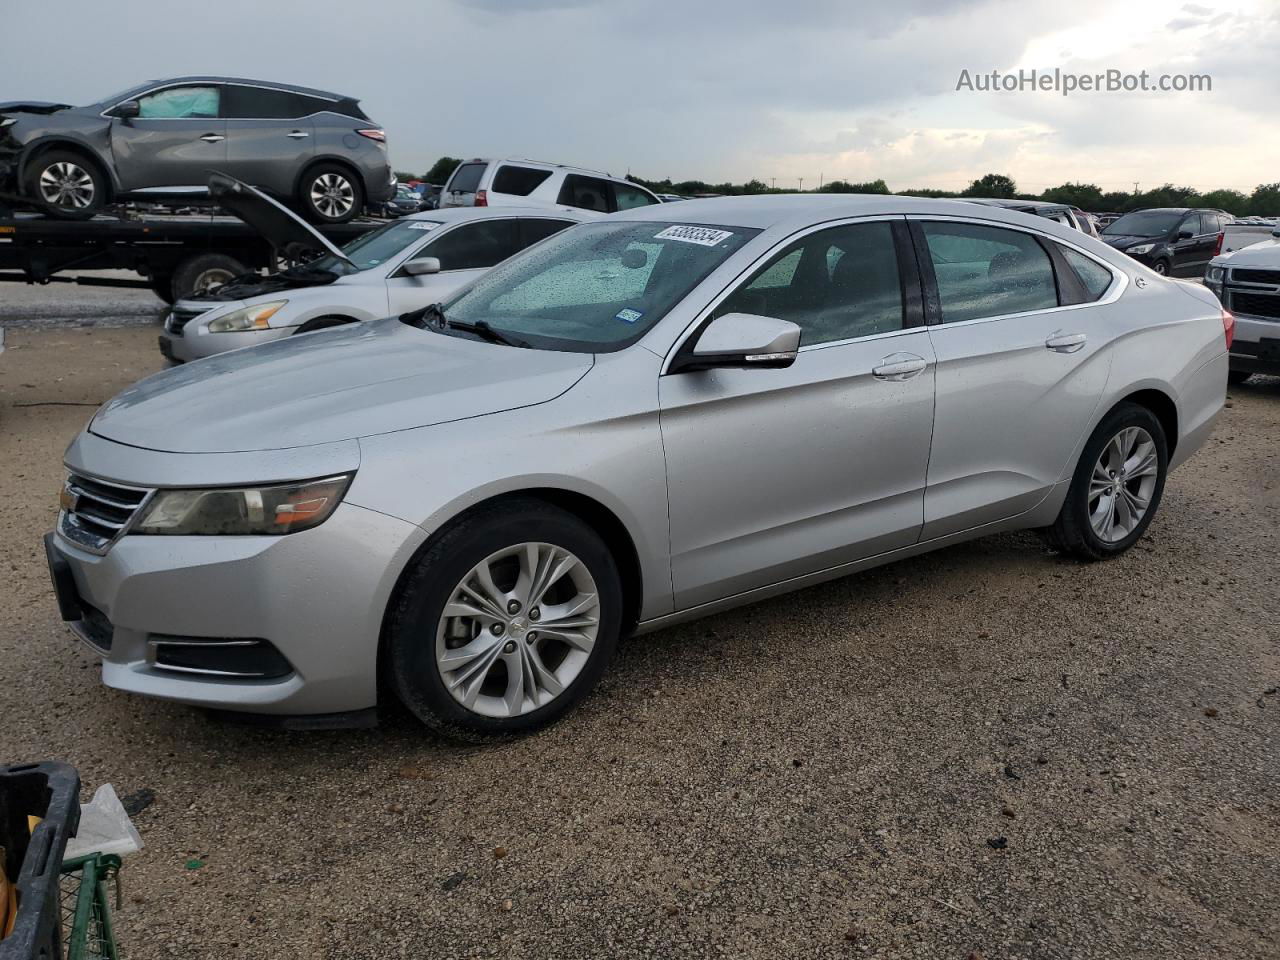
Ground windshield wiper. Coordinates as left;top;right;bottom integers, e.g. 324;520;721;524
444;318;531;348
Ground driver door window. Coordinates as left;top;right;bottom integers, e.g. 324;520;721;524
137;86;220;118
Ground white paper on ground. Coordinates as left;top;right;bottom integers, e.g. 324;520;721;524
63;783;144;859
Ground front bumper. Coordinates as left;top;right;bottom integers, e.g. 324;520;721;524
159;324;293;362
48;501;424;716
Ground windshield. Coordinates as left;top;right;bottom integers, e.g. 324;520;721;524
310;219;441;276
1103;211;1182;237
439;220;759;352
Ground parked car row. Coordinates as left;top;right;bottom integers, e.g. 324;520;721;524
1205;221;1280;382
47;192;1231;738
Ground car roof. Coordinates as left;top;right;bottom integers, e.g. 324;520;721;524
461;158;633;182
402;206;602;224
605;193;1100;234
965;198;1071;213
153;76;355;102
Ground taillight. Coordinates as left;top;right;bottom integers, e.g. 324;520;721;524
1213;231;1224;256
1222;308;1235;349
474;189;488;207
355;128;385;142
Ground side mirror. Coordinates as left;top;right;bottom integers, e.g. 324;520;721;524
402;256;441;276
114;100;140;120
1176;229;1194;240
675;313;801;373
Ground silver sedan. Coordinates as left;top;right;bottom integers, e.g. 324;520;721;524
47;195;1231;737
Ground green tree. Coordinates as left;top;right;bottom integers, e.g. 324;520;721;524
1200;189;1249;216
423;156;463;184
820;179;890;194
1099;191;1135;212
1041;182;1104;209
1248;183;1280;217
962;173;1017;198
393;170;418;181
896;187;959;198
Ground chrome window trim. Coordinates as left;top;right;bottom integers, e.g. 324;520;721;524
99;80;367;123
661;214;915;373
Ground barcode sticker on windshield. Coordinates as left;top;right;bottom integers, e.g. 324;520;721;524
654;225;734;246
408;222;438;231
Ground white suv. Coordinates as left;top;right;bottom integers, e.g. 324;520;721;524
440;158;659;213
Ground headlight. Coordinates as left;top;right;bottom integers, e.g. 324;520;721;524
133;474;352;536
206;300;288;333
1128;243;1154;255
1206;266;1224;282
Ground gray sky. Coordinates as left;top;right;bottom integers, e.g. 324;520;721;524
6;0;1276;192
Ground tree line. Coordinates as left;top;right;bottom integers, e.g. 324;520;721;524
396;159;1280;217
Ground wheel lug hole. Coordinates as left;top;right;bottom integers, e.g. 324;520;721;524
506;600;521;614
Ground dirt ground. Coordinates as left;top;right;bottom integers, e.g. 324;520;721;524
1;319;1277;960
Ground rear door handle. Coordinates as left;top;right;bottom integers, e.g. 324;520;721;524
199;133;224;143
287;130;310;139
1045;332;1087;353
872;353;928;381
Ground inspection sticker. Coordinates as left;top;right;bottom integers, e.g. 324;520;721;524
615;308;644;324
654;225;734;246
407;222;439;231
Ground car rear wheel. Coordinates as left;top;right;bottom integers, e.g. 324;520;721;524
299;164;363;224
1042;402;1168;561
26;150;105;220
386;499;622;740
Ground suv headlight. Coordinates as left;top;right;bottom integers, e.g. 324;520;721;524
1128;243;1155;255
1206;266;1225;282
133;475;352;536
206;300;288;333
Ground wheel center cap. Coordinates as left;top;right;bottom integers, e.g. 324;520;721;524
508;616;529;638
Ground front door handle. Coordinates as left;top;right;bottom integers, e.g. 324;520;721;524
1045;332;1087;353
199;133;224;143
872;353;928;381
287;130;310;139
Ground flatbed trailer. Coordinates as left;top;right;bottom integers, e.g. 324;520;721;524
0;208;382;303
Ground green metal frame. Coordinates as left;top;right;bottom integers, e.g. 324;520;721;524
60;854;121;960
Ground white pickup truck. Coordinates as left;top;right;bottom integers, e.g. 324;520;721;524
1205;222;1280;383
1218;219;1279;255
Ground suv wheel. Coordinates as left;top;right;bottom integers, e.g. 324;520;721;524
26;151;105;219
386;499;623;740
1152;259;1170;276
1042;402;1168;561
299;164;363;224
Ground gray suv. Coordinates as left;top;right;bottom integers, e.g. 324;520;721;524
0;77;394;223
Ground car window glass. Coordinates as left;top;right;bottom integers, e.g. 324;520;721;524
492;165;553;197
1060;247;1114;301
557;175;612;212
138;86;219;119
714;221;904;345
922;221;1059;323
424;220;518;271
614;183;658;210
222;86;312;119
448;163;487;195
1179;215;1202;237
517;219;574;248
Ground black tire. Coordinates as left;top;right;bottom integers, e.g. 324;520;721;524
298;163;364;224
1042;402;1168;561
171;253;247;300
25;149;106;220
294;315;357;335
386;498;623;740
1152;259;1170;276
147;271;175;304
1228;369;1253;386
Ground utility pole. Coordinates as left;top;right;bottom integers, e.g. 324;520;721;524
798;177;804;192
819;172;824;190
1133;181;1139;194
770;178;776;190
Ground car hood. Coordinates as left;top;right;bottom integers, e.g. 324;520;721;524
1100;234;1156;249
207;173;354;266
90;317;594;454
0;101;73;115
1215;237;1280;268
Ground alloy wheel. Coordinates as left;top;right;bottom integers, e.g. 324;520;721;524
435;542;600;718
309;173;355;219
191;267;234;295
38;161;95;209
1088;426;1158;543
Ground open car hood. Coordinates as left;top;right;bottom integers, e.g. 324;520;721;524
207;173;354;266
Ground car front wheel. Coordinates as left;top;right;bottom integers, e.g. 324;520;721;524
386;499;623;739
1043;402;1168;560
27;151;106;219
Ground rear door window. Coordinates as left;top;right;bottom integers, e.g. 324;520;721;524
137;86;220;119
424;219;518;270
222;86;311;119
921;221;1059;323
492;165;553;197
517;218;575;248
557;175;612;213
447;162;487;195
1059;247;1114;301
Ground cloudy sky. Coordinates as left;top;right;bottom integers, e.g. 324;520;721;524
6;0;1277;193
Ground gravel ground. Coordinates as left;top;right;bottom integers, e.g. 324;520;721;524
1;321;1277;960
0;269;165;326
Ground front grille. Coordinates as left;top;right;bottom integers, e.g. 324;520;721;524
59;473;152;554
1231;268;1280;285
1230;291;1280;320
166;306;206;335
